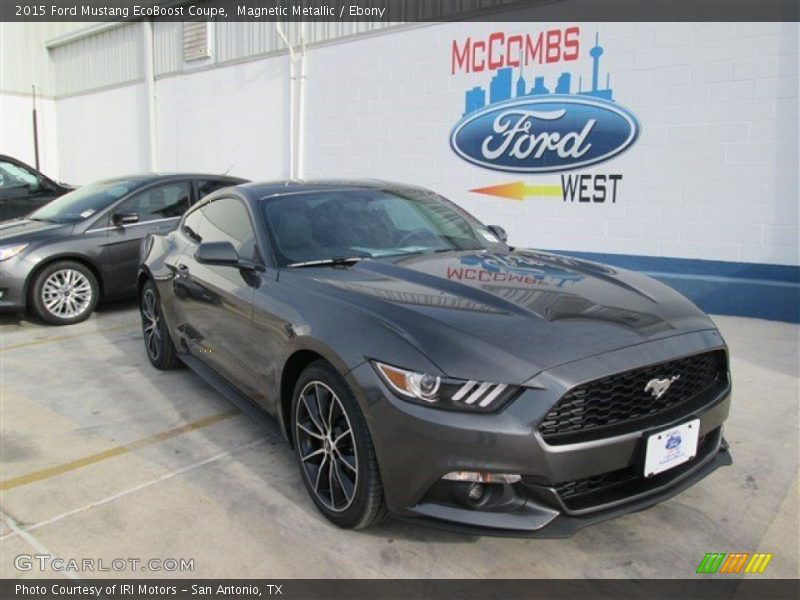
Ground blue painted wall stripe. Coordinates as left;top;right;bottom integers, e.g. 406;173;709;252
544;250;800;324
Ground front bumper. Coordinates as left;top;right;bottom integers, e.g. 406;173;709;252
0;256;31;311
402;438;732;537
345;328;733;536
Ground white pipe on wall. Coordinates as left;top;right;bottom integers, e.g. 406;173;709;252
297;23;307;180
143;19;158;171
276;23;296;180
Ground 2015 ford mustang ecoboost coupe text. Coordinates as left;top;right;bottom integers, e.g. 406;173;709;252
138;180;732;535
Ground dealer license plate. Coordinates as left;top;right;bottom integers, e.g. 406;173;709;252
644;419;700;477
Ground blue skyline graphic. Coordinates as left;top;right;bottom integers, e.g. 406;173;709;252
462;32;614;117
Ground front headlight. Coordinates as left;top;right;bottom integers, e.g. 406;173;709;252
373;361;518;413
0;244;28;261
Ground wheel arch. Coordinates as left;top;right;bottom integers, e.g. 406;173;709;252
25;254;106;305
137;267;153;299
278;341;354;447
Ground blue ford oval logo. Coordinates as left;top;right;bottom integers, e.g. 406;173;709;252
666;433;682;450
450;96;640;173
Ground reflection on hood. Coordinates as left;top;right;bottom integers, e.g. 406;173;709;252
457;252;590;287
483;284;672;336
322;278;503;314
287;248;714;382
310;248;676;335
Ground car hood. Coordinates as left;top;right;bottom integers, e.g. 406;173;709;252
0;218;72;243
285;249;718;383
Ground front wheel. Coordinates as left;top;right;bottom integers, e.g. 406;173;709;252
292;361;387;529
30;260;98;325
140;279;181;370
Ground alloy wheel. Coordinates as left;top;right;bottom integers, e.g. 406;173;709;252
41;268;93;319
295;381;359;513
141;288;162;361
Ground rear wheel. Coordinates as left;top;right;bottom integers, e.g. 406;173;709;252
292;360;387;529
140;279;181;370
30;260;98;325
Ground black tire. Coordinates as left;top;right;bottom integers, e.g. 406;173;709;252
30;260;99;325
292;360;388;529
140;279;181;370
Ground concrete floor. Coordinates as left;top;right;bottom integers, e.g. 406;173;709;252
0;303;797;579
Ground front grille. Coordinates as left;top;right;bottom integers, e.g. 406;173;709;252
555;469;639;502
539;350;727;444
553;429;719;512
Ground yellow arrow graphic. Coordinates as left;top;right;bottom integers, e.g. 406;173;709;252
470;181;562;201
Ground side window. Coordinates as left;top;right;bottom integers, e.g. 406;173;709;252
0;160;38;192
196;179;235;201
115;182;191;223
183;197;258;261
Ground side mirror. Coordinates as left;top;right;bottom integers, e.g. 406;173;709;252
37;176;56;192
195;241;240;267
113;212;140;226
487;225;508;242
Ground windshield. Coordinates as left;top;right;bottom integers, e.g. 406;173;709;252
28;181;137;223
261;188;507;267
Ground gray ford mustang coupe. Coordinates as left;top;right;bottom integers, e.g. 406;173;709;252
138;180;732;535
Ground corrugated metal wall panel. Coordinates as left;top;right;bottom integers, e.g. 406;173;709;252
17;0;518;96
214;21;403;65
153;21;183;76
44;0;516;95
51;23;143;97
45;21;424;96
0;22;90;96
215;21;284;64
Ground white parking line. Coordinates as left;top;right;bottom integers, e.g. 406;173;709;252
1;509;80;580
0;437;268;541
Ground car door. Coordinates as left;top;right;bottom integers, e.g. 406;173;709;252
173;196;264;396
0;158;56;221
102;181;192;297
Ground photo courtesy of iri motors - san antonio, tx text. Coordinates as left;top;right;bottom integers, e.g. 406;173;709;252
449;26;639;204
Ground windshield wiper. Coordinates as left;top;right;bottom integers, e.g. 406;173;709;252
379;248;455;259
287;256;366;268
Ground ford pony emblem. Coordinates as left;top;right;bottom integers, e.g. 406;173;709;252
645;375;681;400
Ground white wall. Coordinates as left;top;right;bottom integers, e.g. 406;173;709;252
0;22;91;179
0;22;91;96
5;21;796;267
55;83;150;184
0;92;59;176
14;30;291;186
303;22;799;266
155;55;290;180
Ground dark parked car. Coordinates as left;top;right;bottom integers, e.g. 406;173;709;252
139;180;732;535
0;154;73;221
0;173;246;325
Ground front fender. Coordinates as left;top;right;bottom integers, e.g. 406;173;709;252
272;305;444;443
